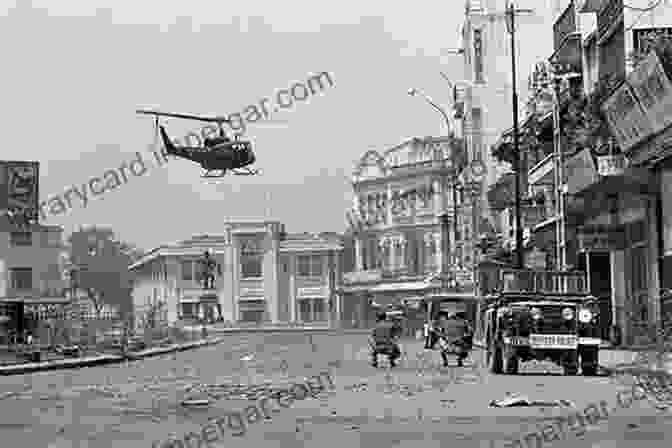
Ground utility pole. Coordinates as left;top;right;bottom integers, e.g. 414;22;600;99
552;75;566;272
506;2;529;269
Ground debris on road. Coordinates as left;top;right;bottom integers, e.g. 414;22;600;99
181;399;210;407
489;393;574;408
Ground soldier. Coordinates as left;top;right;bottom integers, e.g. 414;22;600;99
435;311;473;367
370;311;401;368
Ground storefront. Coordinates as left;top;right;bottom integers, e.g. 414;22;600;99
564;148;657;345
238;298;266;322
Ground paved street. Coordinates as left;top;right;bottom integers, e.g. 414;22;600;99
0;332;671;448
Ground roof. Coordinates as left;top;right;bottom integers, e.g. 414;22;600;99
507;300;585;307
129;231;343;270
486;293;592;303
280;233;343;252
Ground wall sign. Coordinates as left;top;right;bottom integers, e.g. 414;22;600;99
597;154;627;176
662;169;672;255
602;83;653;152
0;161;39;218
578;225;625;251
633;28;672;54
602;51;672;153
564;148;599;194
298;286;328;298
628;51;672;136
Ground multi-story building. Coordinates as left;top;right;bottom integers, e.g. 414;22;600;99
340;136;471;329
453;0;555;265
1;160;68;340
489;0;672;345
129;221;343;327
0;217;67;339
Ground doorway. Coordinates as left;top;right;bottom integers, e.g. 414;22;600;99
583;251;612;340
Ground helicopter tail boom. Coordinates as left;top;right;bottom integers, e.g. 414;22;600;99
159;125;189;158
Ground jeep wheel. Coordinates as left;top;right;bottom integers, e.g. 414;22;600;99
581;347;599;376
563;350;578;376
489;344;503;374
504;347;519;375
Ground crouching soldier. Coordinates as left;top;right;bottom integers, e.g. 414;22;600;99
370;311;401;368
435;311;473;367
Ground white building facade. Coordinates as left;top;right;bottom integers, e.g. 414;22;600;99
129;221;343;327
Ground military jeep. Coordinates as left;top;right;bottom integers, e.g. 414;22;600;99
483;269;602;376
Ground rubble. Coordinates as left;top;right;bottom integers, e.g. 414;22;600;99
489;393;574;408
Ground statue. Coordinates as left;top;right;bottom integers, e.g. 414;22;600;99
199;251;218;289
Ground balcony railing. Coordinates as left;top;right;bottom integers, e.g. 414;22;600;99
3;287;68;299
597;0;623;41
553;1;577;51
343;269;382;284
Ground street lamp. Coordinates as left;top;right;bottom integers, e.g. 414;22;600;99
408;87;460;287
505;2;534;269
407;88;453;135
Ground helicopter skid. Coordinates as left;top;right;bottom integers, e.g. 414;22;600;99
201;169;227;178
233;168;261;176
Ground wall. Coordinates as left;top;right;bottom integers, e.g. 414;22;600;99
0;228;64;297
278;254;290;322
461;0;555;237
624;0;672;73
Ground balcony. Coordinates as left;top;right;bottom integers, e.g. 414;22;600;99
2;287;68;300
551;1;582;72
343;269;382;284
597;0;623;43
579;0;606;13
553;2;577;52
528;153;555;186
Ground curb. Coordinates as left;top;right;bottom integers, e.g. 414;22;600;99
0;337;225;376
199;327;372;335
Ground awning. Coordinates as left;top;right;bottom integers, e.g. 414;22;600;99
423;292;479;301
238;296;266;302
572;165;656;197
0;297;70;304
368;281;432;293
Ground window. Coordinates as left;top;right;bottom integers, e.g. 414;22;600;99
10;268;32;290
10;232;32;246
298;298;327;322
181;261;194;281
472;107;483;160
240;237;263;278
239;299;266;322
298;255;323;277
474;29;484;83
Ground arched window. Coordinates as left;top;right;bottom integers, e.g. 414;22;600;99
240;237;264;278
474;29;484;83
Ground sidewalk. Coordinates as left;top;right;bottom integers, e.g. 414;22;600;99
182;323;372;334
0;336;226;376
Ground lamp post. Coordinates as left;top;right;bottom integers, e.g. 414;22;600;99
408;87;461;287
505;2;533;269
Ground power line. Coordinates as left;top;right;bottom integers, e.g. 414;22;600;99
624;0;664;13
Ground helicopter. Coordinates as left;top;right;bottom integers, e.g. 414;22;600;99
136;109;260;178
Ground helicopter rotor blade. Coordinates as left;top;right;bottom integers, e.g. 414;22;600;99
136;109;230;123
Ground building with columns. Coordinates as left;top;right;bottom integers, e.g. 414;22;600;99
129;221;343;327
340;136;471;328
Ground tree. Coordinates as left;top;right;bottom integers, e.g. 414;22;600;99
67;226;137;319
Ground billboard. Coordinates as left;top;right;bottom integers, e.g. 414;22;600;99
0;161;39;220
601;83;653;152
602;51;672;153
627;51;672;136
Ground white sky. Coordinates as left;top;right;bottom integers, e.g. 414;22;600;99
0;0;553;250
